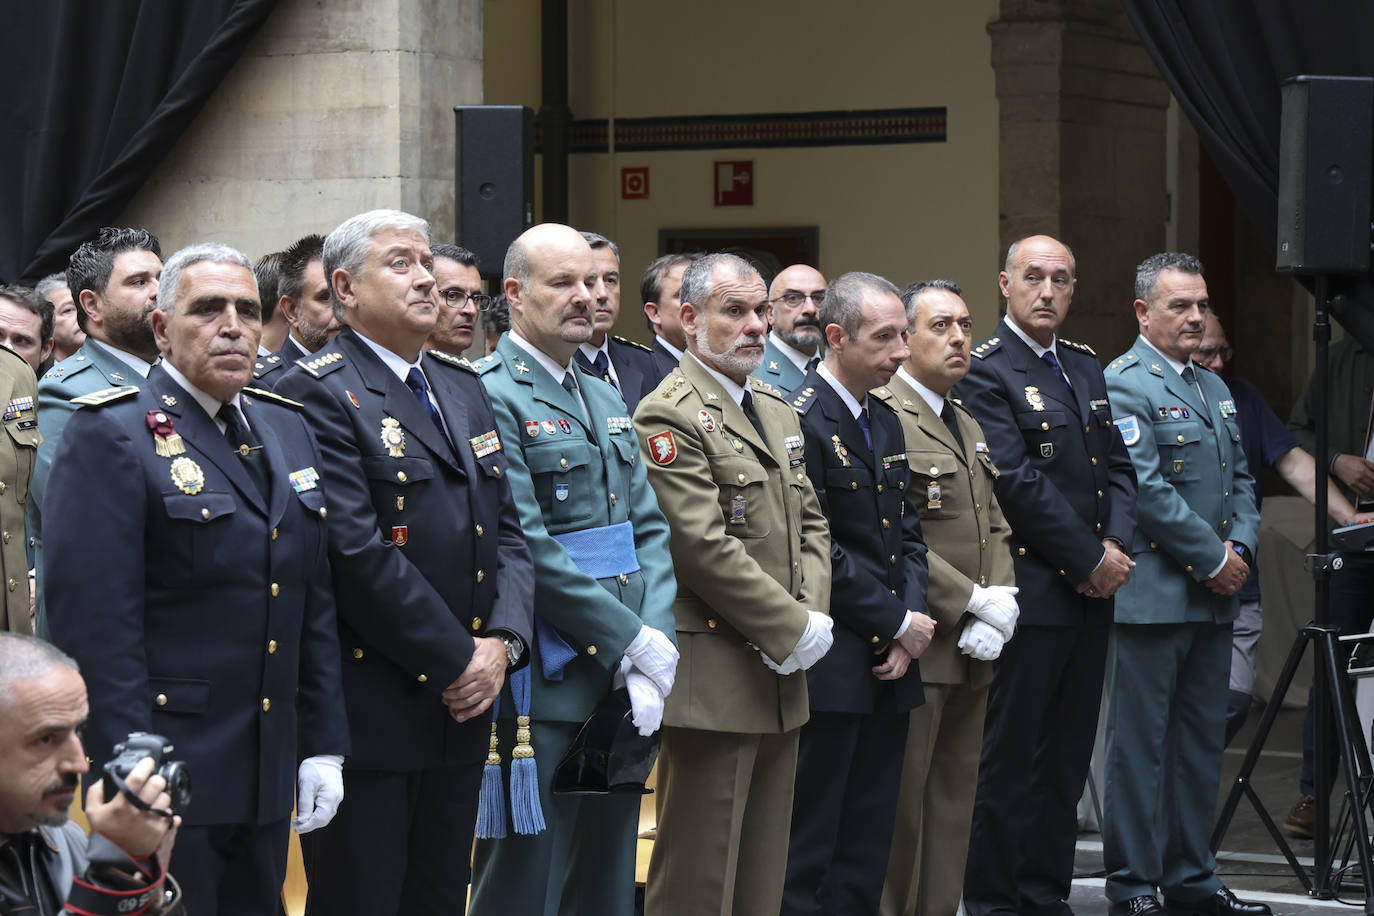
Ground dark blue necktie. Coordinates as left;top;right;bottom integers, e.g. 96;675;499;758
593;350;617;391
406;367;447;439
1042;350;1072;393
856;406;872;449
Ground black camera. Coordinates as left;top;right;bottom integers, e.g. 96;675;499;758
102;732;191;815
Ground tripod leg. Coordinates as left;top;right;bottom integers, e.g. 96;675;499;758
1315;630;1374;911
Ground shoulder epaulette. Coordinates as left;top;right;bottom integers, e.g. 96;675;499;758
790;385;818;414
296;351;345;378
471;353;502;375
749;376;784;402
70;385;139;407
971;336;1002;360
241;387;304;410
1058;338;1097;357
425;349;476;373
655;370;690;402
1106;352;1140;373
253;358;284;378
613;335;653;353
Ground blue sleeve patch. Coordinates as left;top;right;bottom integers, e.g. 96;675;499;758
1112;414;1140;446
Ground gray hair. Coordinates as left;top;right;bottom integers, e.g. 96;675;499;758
678;253;759;311
323;210;431;321
156;243;255;315
821;271;899;339
899;278;963;322
503;237;532;290
1135;251;1204;303
1005;237;1077;277
579;231;620;260
34;272;67;305
0;633;78;709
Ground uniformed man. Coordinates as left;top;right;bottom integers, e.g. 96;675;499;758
0;285;54;373
640;253;696;383
274;209;535;915
635;252;833;916
957;235;1137;916
782;271;932;916
254;250;290;355
30;227;162;639
1101;253;1267;916
252;234;339;390
43;242;349;915
877;279;1018;916
0;344;37;634
427;243;487;359
573;232;657;411
754;264;827;396
468;223;677;916
34;271;86;364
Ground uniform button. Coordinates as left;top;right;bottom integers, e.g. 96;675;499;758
891;589;897;596
5;578;13;592
397;471;408;482
201;508;211;519
797;473;805;482
587;645;598;656
1185;565;1194;573
561;458;569;468
156;693;168;707
975;503;982;512
1177;435;1185;443
707;619;718;629
610;492;618;505
898;481;905;489
0;482;6;494
1150;541;1157;549
738;473;747;483
262;698;272;711
28;536;34;548
271;527;278;540
476;524;485;537
876;484;884;493
271;582;280;597
352;648;364;659
1091;457;1098;466
1084;424;1090;433
2;532;9;545
417;674;428;683
850;482;858;490
1221;519;1230;527
1221;461;1227;469
472;617;483;630
929;466;939;475
1096;523;1103;532
979;575;988;586
882;519;891;529
618;573;630;585
1041;422;1050;431
889;554;897;565
871;636;880;644
493;466;502;476
980;538;988;548
1059;569;1066;576
476;570;485;583
1224;491;1230;499
1017;548;1026;556
319;507;328;519
267;639;277;654
1097;490;1103;499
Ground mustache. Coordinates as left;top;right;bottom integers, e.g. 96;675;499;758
44;773;79;795
792;316;822;329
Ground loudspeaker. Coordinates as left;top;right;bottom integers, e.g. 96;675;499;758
455;105;535;277
1277;75;1374;274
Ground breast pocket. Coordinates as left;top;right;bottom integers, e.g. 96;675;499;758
710;457;772;539
2;419;37;504
910;450;961;520
1016;409;1069;462
159;491;237;585
526;440;595;526
1154;421;1202;483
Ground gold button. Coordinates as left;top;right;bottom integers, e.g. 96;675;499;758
1224;491;1230;499
1221;519;1230;527
561;458;569;468
1096;523;1103;532
882;519;891;529
353;648;364;659
2;532;9;545
1097;490;1103;499
271;582;280;597
0;482;6;493
898;480;904;489
871;636;880;644
738;473;747;483
472;617;483;630
1177;435;1185;443
891;589;897;596
850;482;858;490
493;465;502;476
876;484;884;493
1091;457;1098;466
476;570;485;583
979;575;988;585
201;508;211;519
1185;565;1194;573
476;524;484;537
1221;461;1227;469
5;578;13;592
797;473;805;482
271;527;278;540
1018;548;1026;556
156;693;167;707
587;645;598;656
1041;422;1049;431
929;466;939;475
319;507;328;518
267;639;277;654
262;698;272;711
889;554;897;565
1150;541;1157;549
980;538;988;548
1084;424;1090;433
1059;569;1066;576
618;573;630;585
707;618;718;629
610;493;617;505
975;503;982;512
417;674;428;683
397;471;408;482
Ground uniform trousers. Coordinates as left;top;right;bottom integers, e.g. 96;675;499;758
172;818;289;916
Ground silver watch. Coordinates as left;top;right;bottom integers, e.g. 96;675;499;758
499;635;522;668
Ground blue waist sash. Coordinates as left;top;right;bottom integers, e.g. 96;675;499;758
537;521;639;681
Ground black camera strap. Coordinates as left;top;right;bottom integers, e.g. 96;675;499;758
103;772;176;820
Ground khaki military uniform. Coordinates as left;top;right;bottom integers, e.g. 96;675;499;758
0;346;36;633
876;372;1014;916
635;354;830;916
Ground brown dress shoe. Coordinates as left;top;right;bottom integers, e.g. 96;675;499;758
1284;794;1315;839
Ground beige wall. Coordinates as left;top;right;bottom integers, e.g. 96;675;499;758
119;0;483;260
485;0;1003;340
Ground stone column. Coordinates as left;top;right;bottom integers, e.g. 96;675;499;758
118;0;482;256
989;0;1172;358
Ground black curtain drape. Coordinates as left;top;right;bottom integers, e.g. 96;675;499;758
0;0;277;285
1121;1;1374;344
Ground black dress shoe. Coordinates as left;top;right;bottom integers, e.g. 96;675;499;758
1163;887;1272;916
1109;896;1165;916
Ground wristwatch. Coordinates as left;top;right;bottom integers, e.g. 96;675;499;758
498;634;522;669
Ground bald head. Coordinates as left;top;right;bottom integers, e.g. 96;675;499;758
503;223;597;364
767;264;827;356
999;234;1077;346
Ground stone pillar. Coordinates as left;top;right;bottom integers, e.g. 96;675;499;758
118;0;482;256
989;0;1172;358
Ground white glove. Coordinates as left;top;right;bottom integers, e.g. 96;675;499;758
293;755;344;834
958;619;1006;661
966;585;1020;640
625;669;666;736
624;624;680;696
761;610;834;674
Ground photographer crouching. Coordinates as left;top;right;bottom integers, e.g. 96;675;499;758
0;633;182;915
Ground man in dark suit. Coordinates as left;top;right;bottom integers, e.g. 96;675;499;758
44;242;349;916
957;234;1138;916
573;232;657;411
274;209;535;915
253;234;339;389
783;271;932;916
640;253;697;383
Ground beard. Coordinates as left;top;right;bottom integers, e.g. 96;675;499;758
297;317;341;353
695;322;765;377
778;318;822;353
103;305;158;362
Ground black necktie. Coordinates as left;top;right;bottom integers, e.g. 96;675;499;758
741;390;767;441
1042;350;1072;393
406;368;447;440
218;403;269;499
856;406;872;449
805;355;821;372
562;370;591;424
940;400;966;453
593;350;617;391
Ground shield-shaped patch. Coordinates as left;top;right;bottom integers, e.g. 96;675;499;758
555;483;570;501
1112;415;1141;446
1040;443;1054;458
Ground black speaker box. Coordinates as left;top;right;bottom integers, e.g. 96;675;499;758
454;105;535;277
1277;75;1374;274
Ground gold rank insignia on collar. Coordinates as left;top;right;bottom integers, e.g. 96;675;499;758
162;394;177;407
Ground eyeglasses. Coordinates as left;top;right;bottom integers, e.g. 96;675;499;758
1195;345;1233;363
770;290;826;308
439;288;492;310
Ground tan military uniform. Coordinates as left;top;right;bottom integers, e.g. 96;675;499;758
635;354;830;916
0;347;37;634
876;372;1015;916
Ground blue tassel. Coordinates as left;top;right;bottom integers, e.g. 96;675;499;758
474;699;506;839
508;667;546;835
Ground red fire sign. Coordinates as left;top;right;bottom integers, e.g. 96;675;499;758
715;161;754;206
